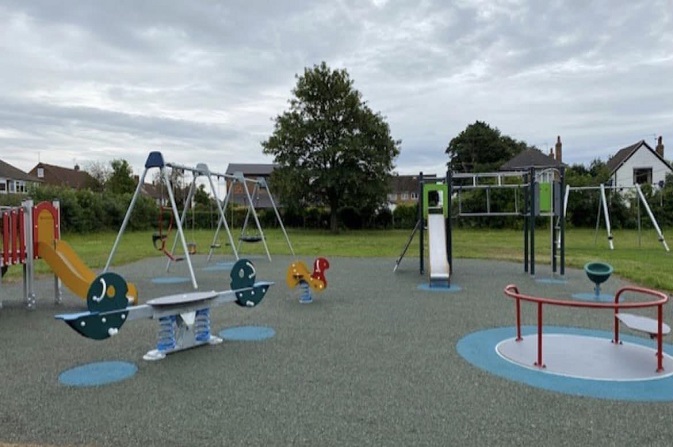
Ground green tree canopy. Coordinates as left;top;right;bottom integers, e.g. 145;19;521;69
106;159;136;195
194;183;210;207
262;61;401;232
445;121;529;172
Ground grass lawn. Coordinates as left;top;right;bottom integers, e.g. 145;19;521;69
3;227;672;292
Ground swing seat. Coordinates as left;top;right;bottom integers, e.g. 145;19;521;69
187;242;197;255
152;233;167;250
239;235;263;243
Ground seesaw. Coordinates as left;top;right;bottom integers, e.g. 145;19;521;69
55;259;273;361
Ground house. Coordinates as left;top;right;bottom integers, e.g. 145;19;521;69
137;179;168;206
0;159;41;195
606;137;671;189
224;163;277;209
28;162;97;190
388;173;439;205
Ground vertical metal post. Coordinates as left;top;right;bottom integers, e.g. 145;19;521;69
657;304;664;372
529;167;536;276
523;173;529;273
22;200;36;309
446;170;453;269
535;302;544;368
419;172;424;276
559;167;565;276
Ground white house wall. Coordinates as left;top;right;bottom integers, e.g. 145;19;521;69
613;147;671;189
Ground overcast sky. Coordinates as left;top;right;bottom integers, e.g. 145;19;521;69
1;0;672;178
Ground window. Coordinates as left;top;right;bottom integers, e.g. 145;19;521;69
401;192;409;200
0;182;6;192
37;167;44;178
387;193;397;202
633;168;652;185
411;192;418;200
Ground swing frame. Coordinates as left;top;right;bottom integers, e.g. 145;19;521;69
206;172;294;262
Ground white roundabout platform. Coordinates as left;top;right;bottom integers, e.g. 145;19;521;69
496;333;673;381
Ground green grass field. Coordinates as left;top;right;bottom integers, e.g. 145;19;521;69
3;227;672;292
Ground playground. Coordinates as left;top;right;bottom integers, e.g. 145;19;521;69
1;156;672;446
2;251;673;446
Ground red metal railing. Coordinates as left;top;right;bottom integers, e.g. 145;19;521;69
503;284;669;372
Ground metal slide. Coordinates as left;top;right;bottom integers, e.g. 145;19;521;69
427;214;450;285
38;240;138;302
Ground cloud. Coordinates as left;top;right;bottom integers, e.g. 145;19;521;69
0;0;671;177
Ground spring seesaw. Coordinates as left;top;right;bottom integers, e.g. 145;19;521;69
55;259;273;361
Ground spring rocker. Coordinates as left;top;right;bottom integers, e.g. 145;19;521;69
572;261;614;302
286;258;329;303
55;259;272;361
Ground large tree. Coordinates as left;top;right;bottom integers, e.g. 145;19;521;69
446;121;528;173
262;62;400;232
106;159;136;195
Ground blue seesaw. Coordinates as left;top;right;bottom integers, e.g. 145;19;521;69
55;259;273;361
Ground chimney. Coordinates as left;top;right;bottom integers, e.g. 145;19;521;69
555;136;562;162
656;136;664;157
74;164;80;171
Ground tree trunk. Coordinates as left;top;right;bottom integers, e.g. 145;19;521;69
330;209;339;234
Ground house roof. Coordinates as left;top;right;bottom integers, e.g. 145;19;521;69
0;159;41;182
28;162;96;189
228;191;275;209
389;174;438;193
606;140;672;174
499;149;565;171
225;163;277;177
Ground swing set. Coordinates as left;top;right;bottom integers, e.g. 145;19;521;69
563;183;669;251
105;152;238;289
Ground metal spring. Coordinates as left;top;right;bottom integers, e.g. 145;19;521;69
299;281;312;302
157;315;177;352
194;308;211;342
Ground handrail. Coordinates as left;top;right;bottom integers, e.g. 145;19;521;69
503;284;669;372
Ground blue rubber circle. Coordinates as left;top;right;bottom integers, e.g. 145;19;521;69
572;292;615;302
59;361;137;387
535;277;568;285
417;283;462;293
457;326;673;402
219;326;275;341
203;261;235;272
151;277;191;284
